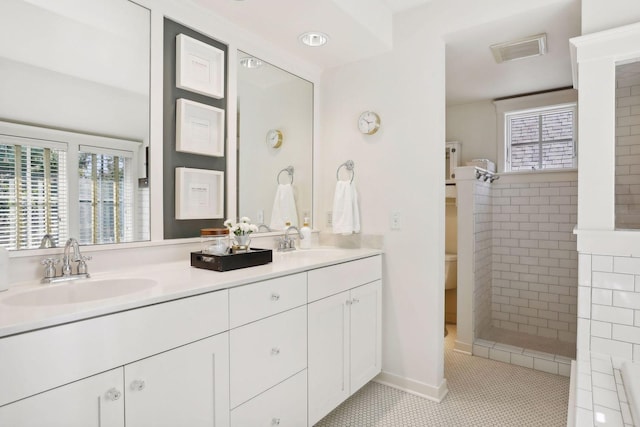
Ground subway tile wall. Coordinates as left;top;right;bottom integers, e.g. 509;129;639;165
580;253;640;362
615;63;640;229
490;180;578;343
474;181;493;338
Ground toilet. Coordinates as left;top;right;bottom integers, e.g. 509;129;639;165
445;253;457;290
444;253;457;336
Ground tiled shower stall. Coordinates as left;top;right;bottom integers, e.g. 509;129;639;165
457;167;578;374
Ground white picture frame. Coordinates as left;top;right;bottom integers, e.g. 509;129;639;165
176;33;225;99
176;98;225;157
175;167;224;220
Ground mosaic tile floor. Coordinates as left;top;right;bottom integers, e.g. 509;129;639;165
315;326;570;427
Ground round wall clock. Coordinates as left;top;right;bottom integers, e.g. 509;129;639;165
266;129;283;148
358;111;381;135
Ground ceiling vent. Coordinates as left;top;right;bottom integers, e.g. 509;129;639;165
490;33;547;63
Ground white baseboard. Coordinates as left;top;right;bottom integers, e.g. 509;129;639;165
373;371;449;403
455;340;472;354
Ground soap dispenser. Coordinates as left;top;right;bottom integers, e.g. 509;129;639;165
300;217;311;249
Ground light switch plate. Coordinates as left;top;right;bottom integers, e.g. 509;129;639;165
391;211;401;230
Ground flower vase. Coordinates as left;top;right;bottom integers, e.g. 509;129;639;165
233;234;251;253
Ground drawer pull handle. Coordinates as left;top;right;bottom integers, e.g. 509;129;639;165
271;347;281;356
270;293;280;301
352;298;359;304
130;380;146;391
271;418;281;426
104;388;121;401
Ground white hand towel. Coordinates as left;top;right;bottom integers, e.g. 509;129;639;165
332;181;360;235
270;183;298;230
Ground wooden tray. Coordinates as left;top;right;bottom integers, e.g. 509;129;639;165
190;248;273;272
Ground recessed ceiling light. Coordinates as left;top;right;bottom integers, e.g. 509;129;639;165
240;57;263;69
299;32;329;47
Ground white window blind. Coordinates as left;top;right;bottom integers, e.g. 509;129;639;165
78;149;134;245
0;138;68;250
506;105;576;171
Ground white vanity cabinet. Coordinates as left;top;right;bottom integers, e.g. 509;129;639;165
124;333;229;427
0;368;124;427
0;290;229;427
0;334;229;427
307;256;382;426
229;273;308;427
0;251;383;427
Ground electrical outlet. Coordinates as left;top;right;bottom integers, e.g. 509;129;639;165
327;211;333;226
257;209;264;224
391;211;401;230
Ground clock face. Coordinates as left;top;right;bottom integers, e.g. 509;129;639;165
358;111;380;135
266;129;283;148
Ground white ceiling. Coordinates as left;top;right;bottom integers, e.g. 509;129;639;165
189;0;433;70
382;0;433;13
189;0;579;106
445;0;581;106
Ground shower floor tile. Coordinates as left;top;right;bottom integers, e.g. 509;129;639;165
480;326;576;359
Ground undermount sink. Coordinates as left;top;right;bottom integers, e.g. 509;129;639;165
2;278;158;307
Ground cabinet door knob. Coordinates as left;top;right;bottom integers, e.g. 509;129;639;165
130;380;146;391
271;347;280;356
271;418;281;426
104;388;121;401
345;299;352;306
270;293;280;301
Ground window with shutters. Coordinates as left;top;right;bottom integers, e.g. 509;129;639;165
505;105;577;172
0;123;141;250
0;137;68;250
78;147;134;245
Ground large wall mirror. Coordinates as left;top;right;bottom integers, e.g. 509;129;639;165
0;0;150;250
237;51;313;231
615;60;640;229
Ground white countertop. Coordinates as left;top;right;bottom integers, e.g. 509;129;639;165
0;247;382;338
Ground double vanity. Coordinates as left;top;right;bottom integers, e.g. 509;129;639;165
0;248;382;427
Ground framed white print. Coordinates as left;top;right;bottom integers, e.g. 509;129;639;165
176;34;225;99
175;167;224;220
176;99;225;157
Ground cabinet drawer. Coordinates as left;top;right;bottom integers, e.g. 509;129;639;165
308;255;381;302
230;370;307;427
230;306;307;408
229;272;306;328
0;289;229;407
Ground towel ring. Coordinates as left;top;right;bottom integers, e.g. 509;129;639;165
277;166;294;185
336;160;355;183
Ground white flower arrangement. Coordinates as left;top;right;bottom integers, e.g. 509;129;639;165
223;217;259;236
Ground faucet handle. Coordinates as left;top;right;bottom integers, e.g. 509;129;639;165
41;258;59;279
76;255;91;275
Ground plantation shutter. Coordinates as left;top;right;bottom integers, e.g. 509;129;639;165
0;136;68;250
78;145;134;245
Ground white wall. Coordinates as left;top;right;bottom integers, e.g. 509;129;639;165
446;101;497;165
319;27;447;399
582;0;640;35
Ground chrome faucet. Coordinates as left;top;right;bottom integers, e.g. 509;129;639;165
41;237;91;284
257;224;272;232
39;233;56;249
62;238;81;276
278;226;304;251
